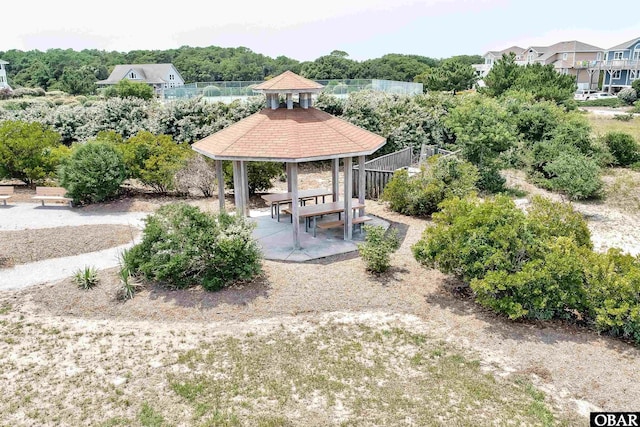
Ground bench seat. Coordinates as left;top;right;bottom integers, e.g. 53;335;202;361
317;216;373;229
33;187;73;206
0;186;14;206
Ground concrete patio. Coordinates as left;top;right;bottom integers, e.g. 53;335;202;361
249;208;390;262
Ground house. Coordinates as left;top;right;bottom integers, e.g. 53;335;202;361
520;41;604;90
96;63;184;97
0;59;11;91
473;46;524;78
592;37;640;93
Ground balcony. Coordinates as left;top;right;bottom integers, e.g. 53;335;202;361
587;60;640;69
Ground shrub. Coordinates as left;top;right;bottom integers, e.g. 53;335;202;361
121;131;193;193
526;196;592;249
109;80;155;100
0;120;63;185
358;225;399;274
223;161;283;195
613;113;634;122
174;154;218;197
617;88;637;105
382;155;479;216
602;132;640;166
543;153;603;200
202;85;221;97
584;249;640;343
12;87;46;98
580;98;623;107
124;204;262;291
0;87;13;100
633;79;640;94
58;140;127;204
73;266;99;290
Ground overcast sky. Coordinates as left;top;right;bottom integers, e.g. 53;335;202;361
2;0;639;60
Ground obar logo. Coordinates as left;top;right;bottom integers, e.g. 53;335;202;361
591;413;640;427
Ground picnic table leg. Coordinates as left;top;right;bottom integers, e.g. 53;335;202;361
41;200;45;206
313;216;317;238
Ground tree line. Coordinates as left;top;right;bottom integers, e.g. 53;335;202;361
0;46;482;94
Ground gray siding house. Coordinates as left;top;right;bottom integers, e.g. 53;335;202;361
97;63;184;97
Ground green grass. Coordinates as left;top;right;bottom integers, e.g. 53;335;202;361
138;402;165;427
166;324;575;426
588;114;640;142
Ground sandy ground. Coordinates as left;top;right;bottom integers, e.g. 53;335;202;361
1;167;640;424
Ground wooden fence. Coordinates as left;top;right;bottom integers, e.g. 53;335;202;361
353;145;459;199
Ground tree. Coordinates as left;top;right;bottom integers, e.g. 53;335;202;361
513;63;576;102
59;66;97;95
482;53;520;98
415;58;476;93
301;53;359;79
107;79;155;100
120;131;192;193
0;121;62;185
445;94;517;191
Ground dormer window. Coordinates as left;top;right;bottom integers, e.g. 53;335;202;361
169;74;175;80
562;53;568;60
130;72;137;79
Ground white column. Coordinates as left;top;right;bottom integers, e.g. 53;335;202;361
240;161;249;217
358;155;366;216
343;157;353;241
290;163;300;249
232;161;242;214
286;163;293;193
215;160;225;212
286;93;293;109
301;93;308;109
332;158;340;202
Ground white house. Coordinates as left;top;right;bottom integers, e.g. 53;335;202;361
96;63;184;97
0;59;11;90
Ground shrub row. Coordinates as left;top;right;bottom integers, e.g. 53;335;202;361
412;195;640;344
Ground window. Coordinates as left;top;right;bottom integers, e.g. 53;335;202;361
634;49;640;61
596;52;602;61
562;53;568;60
612;70;621;80
527;53;534;62
130;72;137;79
0;76;4;82
631;70;638;81
169;74;175;80
614;51;623;60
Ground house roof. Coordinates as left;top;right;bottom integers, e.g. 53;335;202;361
608;37;640;51
536;40;603;62
253;70;324;92
486;46;524;57
97;63;182;85
192;106;386;162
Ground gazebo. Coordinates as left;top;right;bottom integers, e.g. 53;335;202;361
191;71;386;250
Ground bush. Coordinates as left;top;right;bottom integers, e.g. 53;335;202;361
124;204;262;291
58;140;127;204
543;153;603;200
526;195;592;249
12;87;46;98
73;266;100;290
618;88;637;105
602;132;640;166
0;120;63;185
224;161;283;195
579;98;623;107
358;225;399;274
0;87;13;100
174;154;218;197
382;155;479;216
121;131;193;193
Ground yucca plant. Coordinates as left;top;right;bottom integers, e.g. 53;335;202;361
116;249;141;301
73;266;99;290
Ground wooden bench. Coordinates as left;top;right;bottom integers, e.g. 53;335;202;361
317;216;373;235
0;186;14;206
32;187;73;207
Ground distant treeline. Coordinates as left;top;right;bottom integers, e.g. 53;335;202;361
0;46;482;94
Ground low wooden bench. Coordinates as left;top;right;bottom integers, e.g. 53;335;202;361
0;186;14;206
317;216;373;235
32;186;73;207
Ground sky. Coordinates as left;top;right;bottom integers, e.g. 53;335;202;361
2;0;640;61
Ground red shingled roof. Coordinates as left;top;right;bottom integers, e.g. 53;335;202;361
192;107;386;162
253;70;324;91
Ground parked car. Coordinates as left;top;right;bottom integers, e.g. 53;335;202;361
574;90;617;101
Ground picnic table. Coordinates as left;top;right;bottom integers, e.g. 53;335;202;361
284;199;366;238
261;188;333;221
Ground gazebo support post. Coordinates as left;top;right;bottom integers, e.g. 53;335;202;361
343;156;353;240
239;161;249;217
290;162;301;249
215;160;225;212
358;155;366;216
286;163;292;193
232;161;243;215
332;158;340;202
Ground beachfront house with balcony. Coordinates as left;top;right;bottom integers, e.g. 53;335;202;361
594;37;640;93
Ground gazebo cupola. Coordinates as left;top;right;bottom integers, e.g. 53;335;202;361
192;70;386;250
252;70;324;110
